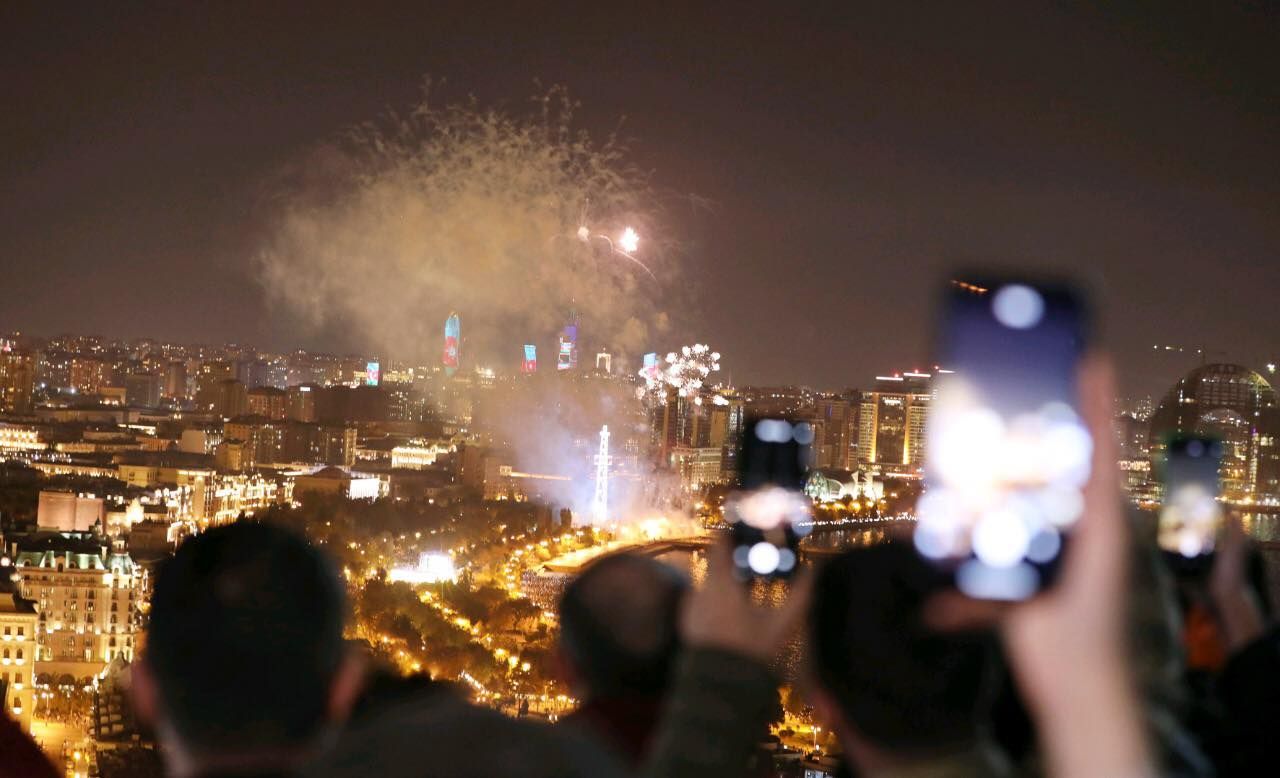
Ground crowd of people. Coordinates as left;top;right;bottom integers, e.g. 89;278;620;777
3;357;1278;777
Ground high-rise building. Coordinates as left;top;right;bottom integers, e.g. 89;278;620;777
284;422;356;467
163;360;188;400
124;372;163;408
211;379;248;418
246;386;287;420
69;356;110;395
0;350;36;413
193;361;236;410
443;313;461;376
214;438;247;472
857;373;933;470
314;385;388;424
708;395;745;476
320;425;358;467
37;350;73;392
812;395;856;470
1148;363;1280;501
651;387;728;470
225;417;286;468
287;384;319;422
557;316;579;371
383;381;417;422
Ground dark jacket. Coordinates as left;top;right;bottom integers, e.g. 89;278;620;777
562;694;665;766
0;714;58;778
305;646;778;778
1214;624;1280;775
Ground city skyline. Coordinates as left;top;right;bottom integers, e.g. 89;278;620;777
3;4;1277;397
4;7;1279;776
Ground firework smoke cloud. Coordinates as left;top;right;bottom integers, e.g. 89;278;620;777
258;83;670;363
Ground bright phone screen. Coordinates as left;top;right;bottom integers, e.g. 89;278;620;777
916;278;1090;600
1158;437;1223;559
728;418;813;579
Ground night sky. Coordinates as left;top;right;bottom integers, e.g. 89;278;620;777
3;2;1277;397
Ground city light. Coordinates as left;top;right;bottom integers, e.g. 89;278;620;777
4;29;1275;772
388;552;458;584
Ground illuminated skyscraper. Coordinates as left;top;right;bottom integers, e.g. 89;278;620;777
69;356;110;396
0;350;36;413
443;313;461;377
557;315;579;371
857;372;933;471
521;344;537;374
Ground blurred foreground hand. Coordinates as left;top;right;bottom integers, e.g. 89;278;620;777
928;356;1155;778
680;539;811;664
1208;515;1267;653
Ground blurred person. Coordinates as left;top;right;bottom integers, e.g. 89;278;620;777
0;711;58;778
556;552;688;764
1195;516;1280;775
306;537;807;778
805;541;1008;778
131;521;364;778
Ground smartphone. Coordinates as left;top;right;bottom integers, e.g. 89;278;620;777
727;417;814;579
916;276;1091;600
1158;435;1224;572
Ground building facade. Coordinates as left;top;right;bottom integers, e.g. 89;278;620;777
0;590;38;732
1148;363;1280;501
13;546;141;683
857;373;933;470
0;350;36;413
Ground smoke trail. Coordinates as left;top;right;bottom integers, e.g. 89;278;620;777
258;83;671;364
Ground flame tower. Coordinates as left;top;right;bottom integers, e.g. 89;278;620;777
592;425;611;523
443;312;461;376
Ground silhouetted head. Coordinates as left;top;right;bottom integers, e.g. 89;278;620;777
557;552;688;699
807;543;995;759
135;521;360;770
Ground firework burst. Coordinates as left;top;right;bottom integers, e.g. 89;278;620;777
638;343;721;399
